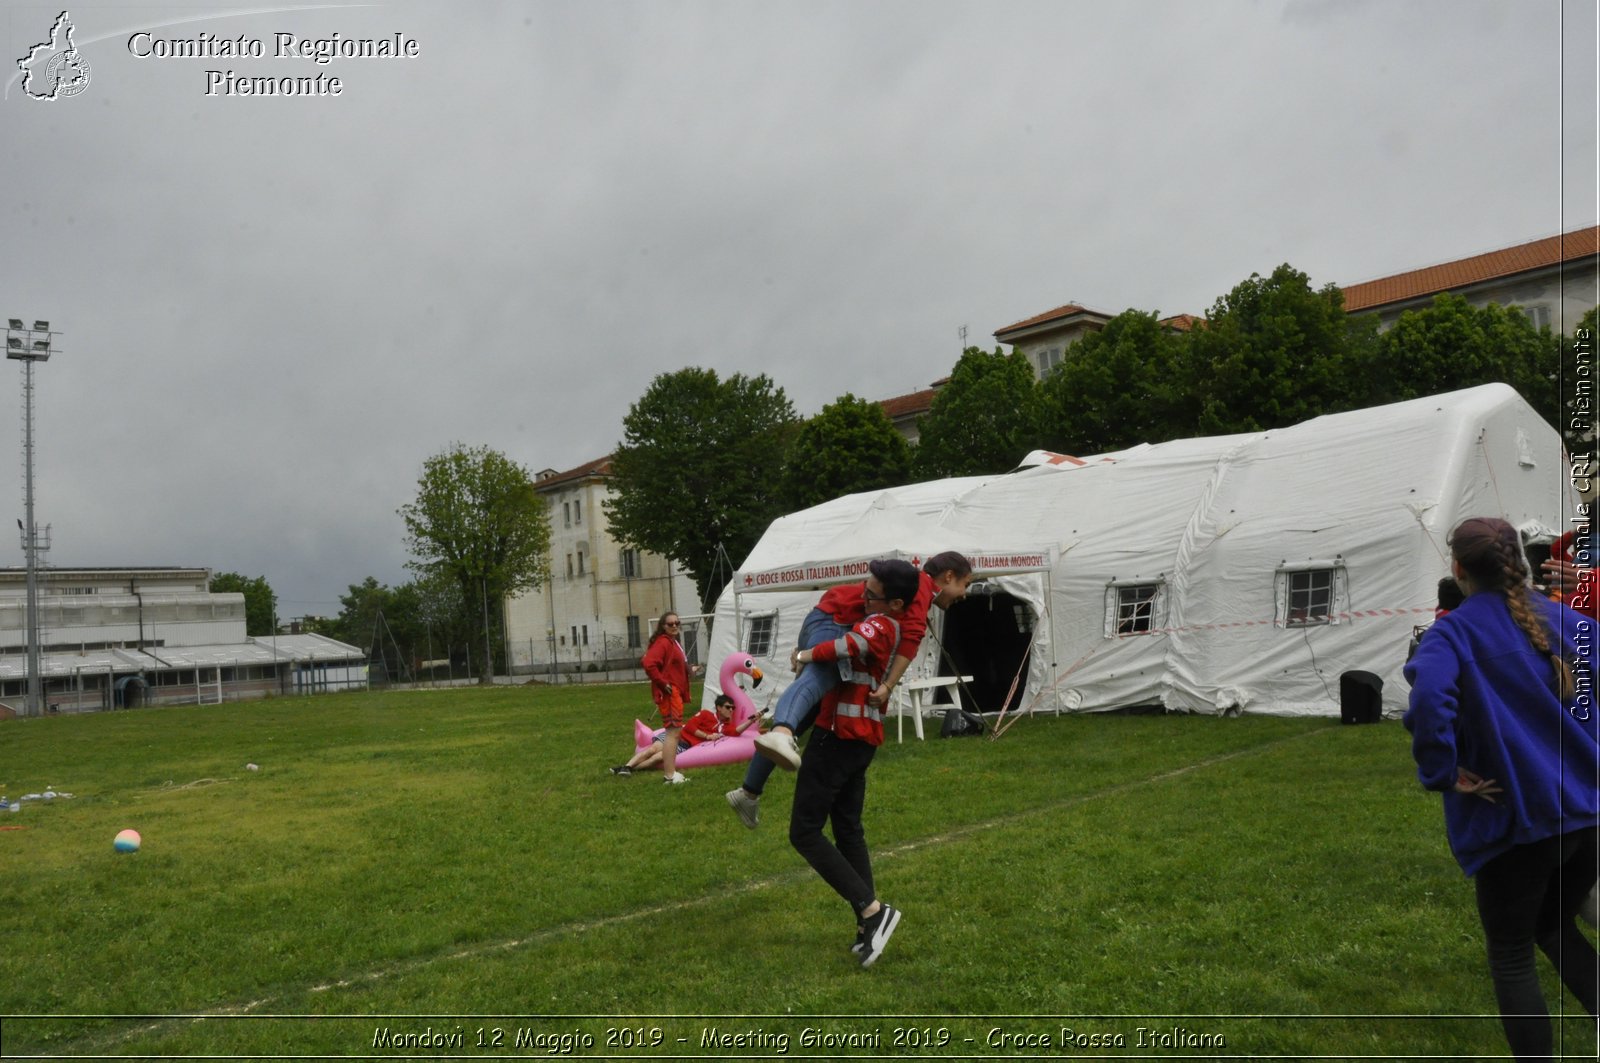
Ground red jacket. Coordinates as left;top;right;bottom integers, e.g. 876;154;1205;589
811;613;901;746
641;634;690;709
1552;530;1598;619
680;708;720;746
817;572;934;664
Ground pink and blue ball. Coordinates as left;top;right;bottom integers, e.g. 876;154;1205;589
113;829;141;853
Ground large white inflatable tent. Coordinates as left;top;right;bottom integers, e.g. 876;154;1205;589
703;384;1572;720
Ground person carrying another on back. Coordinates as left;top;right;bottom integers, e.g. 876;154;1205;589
726;551;974;829
787;558;918;968
1404;516;1600;1060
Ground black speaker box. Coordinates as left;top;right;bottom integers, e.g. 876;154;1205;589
1339;670;1383;725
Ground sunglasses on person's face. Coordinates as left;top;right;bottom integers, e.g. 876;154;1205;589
665;621;681;628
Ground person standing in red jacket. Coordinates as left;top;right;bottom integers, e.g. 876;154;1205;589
640;611;702;784
788;558;919;968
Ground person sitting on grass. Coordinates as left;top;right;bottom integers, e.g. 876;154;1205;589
788;558;918;968
727;551;974;829
610;695;755;775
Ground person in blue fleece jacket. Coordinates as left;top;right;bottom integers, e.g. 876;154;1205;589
1404;516;1600;1060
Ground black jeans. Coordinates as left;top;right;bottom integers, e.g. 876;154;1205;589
1473;827;1600;1060
789;728;878;916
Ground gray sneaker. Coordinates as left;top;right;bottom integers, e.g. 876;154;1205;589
725;788;760;829
664;772;689;785
754;731;801;771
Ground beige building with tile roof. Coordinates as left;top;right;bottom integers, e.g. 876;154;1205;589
503;457;702;677
992;226;1597;380
1341;225;1597;331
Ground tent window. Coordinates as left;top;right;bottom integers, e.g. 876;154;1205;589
745;613;777;658
1104;580;1167;636
1276;564;1346;627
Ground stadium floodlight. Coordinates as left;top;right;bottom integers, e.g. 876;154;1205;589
6;320;51;363
5;317;56;717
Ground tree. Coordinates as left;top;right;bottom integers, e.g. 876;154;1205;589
778;393;912;511
321;574;474;680
209;571;276;636
1181;264;1373;435
399;444;551;684
1035;311;1185;455
1367;292;1561;429
606;368;797;608
912;347;1040;479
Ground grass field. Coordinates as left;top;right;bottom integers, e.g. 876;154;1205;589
0;682;1595;1060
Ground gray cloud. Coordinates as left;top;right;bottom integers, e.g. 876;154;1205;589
2;0;1594;617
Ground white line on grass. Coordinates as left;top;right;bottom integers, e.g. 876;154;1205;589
70;725;1335;1051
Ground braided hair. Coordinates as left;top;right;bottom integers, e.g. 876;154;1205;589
1449;516;1574;700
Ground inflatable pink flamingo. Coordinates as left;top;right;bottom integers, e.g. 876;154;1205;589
631;653;766;768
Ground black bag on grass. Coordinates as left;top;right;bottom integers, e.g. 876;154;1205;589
940;707;987;738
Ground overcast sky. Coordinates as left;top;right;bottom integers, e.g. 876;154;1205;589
2;0;1595;619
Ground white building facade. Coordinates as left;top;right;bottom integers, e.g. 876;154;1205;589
504;457;702;677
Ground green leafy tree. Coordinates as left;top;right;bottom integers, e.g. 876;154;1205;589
327;577;396;659
1368;292;1561;428
1035;311;1185;455
606;368;798;608
913;347;1041;479
323;574;473;679
1182;264;1372;435
399;444;551;684
209;571;276;636
778;393;912;511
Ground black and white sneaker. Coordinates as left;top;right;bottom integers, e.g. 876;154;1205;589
609;765;633;776
858;904;900;968
850;924;866;955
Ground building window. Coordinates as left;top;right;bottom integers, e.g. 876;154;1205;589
570;626;578;648
581;624;589;647
1036;346;1063;376
1275;563;1347;627
574;499;582;525
1104;580;1167;636
576;547;586;576
626;615;642;649
566;554;574;579
621;549;641;579
1519;304;1551;332
563;502;571;528
745;613;777;657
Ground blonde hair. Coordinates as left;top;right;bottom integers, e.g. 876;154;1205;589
1450;517;1574;700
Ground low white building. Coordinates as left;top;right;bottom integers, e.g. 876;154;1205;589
0;566;366;714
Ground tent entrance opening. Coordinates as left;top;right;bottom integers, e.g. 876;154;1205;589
940;590;1033;714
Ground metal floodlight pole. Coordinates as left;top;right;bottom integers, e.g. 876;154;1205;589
7;319;54;719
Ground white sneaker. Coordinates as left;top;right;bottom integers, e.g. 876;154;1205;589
725;788;759;829
754;731;801;771
858;903;901;968
664;772;689;785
